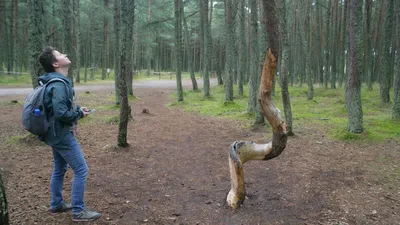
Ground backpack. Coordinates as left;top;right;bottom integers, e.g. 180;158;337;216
22;78;69;136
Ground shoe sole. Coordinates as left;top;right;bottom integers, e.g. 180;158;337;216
72;215;101;222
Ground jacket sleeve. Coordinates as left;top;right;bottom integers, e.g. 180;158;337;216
50;83;83;124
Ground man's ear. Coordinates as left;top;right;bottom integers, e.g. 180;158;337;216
52;62;59;68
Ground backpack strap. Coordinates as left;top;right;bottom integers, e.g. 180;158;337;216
43;78;71;101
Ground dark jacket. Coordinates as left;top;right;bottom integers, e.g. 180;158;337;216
38;72;83;149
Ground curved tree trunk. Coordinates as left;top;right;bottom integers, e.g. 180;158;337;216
0;173;9;225
227;49;288;209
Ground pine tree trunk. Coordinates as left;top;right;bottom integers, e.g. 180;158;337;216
73;0;80;83
347;0;363;133
380;0;394;104
224;0;235;101
237;0;246;96
118;0;134;147
277;0;293;136
392;2;400;119
0;0;3;73
0;173;9;225
174;0;183;101
183;10;198;91
102;0;109;80
302;0;313;100
330;0;338;89
203;0;211;97
62;0;74;83
12;0;18;73
316;1;324;84
247;0;259;113
114;0;121;105
338;0;348;88
364;0;372;90
28;0;44;88
323;0;332;89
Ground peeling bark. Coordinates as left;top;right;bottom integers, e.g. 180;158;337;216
227;49;288;209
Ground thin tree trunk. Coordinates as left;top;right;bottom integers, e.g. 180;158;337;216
302;0;313;99
102;0;109;80
183;9;198;91
203;0;211;97
247;0;260;113
338;0;348;88
330;0;338;89
237;0;246;96
73;0;80;83
364;0;372;90
0;0;5;72
114;0;120;105
12;0;18;73
224;0;235;101
392;1;400;118
175;0;183;101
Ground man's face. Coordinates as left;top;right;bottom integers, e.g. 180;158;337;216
52;50;71;70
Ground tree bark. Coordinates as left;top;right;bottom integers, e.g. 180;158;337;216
0;173;9;225
247;0;260;113
224;0;235;101
73;0;80;83
302;0;313;99
227;49;287;209
277;0;293;136
364;0;372;90
183;7;198;91
347;0;363;133
323;0;332;89
114;0;121;105
203;0;211;97
237;0;246;96
380;0;394;104
102;0;109;80
12;0;18;72
118;0;134;147
174;0;183;101
28;0;44;88
392;1;400;119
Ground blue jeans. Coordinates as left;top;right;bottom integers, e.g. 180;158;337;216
50;133;88;214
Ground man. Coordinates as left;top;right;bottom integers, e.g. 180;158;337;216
38;46;101;222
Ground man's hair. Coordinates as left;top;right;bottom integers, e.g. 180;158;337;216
39;46;57;73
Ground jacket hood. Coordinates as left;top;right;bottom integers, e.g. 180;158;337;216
38;72;72;86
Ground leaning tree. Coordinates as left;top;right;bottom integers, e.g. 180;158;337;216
226;0;288;209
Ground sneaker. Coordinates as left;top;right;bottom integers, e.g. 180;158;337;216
50;202;73;215
72;210;101;222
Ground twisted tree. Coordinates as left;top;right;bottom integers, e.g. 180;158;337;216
226;49;288;209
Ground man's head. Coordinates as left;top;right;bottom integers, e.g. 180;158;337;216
39;46;71;73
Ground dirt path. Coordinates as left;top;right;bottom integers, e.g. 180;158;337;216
0;78;217;96
0;87;399;225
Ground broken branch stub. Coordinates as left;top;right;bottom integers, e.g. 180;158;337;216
226;49;288;209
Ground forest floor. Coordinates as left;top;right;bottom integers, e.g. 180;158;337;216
0;79;399;225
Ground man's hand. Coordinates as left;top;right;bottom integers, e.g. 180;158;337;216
80;107;90;117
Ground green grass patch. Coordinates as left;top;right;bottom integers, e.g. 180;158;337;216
170;83;400;143
104;115;119;124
